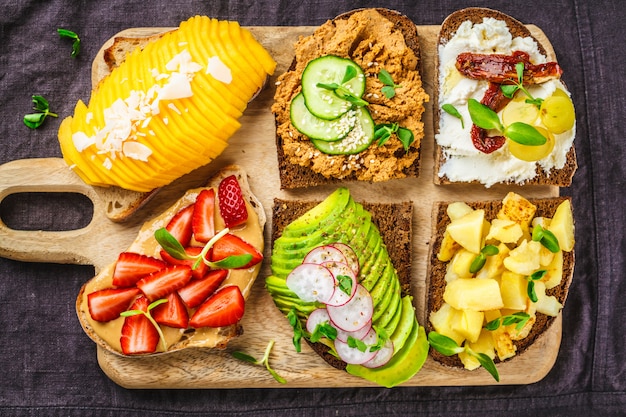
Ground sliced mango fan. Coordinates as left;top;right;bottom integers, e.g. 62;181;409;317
58;16;276;192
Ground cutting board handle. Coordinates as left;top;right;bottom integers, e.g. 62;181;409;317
0;158;112;266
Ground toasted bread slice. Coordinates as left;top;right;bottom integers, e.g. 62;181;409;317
270;197;413;370
433;8;577;187
425;196;575;368
76;165;266;356
103;32;168;72
272;8;428;189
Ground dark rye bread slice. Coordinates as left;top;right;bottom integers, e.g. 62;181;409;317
271;197;413;370
433;8;577;186
425;196;575;368
275;8;424;189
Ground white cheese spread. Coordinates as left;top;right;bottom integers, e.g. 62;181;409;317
435;18;575;187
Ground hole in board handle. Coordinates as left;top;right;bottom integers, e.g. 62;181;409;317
0;192;93;231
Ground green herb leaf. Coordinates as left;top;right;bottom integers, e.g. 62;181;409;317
154;228;190;260
469;253;486;274
378;69;401;99
468;98;504;131
442;103;465;128
310;321;337;343
120;298;168;352
530;270;548;281
341;65;357;84
374;123;396;146
500;84;519;99
427;331;465;356
337;275;353;296
210;254;253;269
287;308;303;353
504;122;547;146
531;224;560;253
23;95;58;129
232;340;287;384
57;28;81;57
482;244;500;256
347;335;368;352
316;82;368;107
397;127;414;151
527;280;538;302
473;352;500;382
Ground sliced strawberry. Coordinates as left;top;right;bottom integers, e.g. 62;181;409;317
152;292;189;329
112;252;167;287
166;204;194;247
209;233;263;269
160;246;209;280
87;287;141;322
178;269;229;308
136;265;192;302
120;296;160;355
218;175;248;228
192;188;216;243
189;285;245;328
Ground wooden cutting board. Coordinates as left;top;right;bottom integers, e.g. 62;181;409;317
0;24;563;388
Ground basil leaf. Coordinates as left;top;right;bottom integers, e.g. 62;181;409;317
504;122;547;146
154;227;190;260
427;332;464;356
468;99;504;131
442;103;464;128
474;352;500;382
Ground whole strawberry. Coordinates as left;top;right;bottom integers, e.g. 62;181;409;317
218;175;248;228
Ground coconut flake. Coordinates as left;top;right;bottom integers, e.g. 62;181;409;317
72;131;95;152
206;56;232;84
123;141;153;161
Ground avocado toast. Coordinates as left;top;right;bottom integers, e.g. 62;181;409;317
265;188;428;388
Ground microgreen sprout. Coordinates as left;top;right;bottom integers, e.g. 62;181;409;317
428;331;499;382
500;62;543;108
287;308;303;352
374;122;414;151
309;321;337;343
57;28;81;58
531;224;560;253
468;98;547;146
347;327;387;353
526;269;548;302
442;103;464;128
154;227;252;270
336;274;353;296
316;65;369;107
232;340;287;384
378;68;401;99
485;312;531;331
469;244;500;274
120;298;168;352
23;95;58;129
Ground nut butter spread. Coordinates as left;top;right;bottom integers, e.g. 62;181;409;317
272;9;428;182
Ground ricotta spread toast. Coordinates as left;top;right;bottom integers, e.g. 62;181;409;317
76;166;265;356
272;8;429;189
266;188;428;388
434;8;577;187
59;16;276;193
426;192;575;380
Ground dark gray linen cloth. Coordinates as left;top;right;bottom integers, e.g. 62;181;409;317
0;0;624;415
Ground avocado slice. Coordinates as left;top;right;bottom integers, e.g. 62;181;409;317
346;321;429;388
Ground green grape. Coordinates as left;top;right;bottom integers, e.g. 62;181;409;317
540;91;575;134
501;95;539;126
508;126;555;162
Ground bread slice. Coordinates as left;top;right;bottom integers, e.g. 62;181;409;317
103;32;168;72
272;8;428;189
425;196;575;368
76;165;266;356
433;8;577;187
270;197;413;370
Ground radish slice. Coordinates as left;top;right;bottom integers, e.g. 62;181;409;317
362;339;394;368
306;308;331;334
321;261;357;306
334;319;372;343
334;327;378;365
330;242;360;276
286;263;335;303
326;284;373;332
303;245;348;266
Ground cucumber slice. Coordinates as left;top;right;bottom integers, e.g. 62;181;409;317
301;55;366;120
311;106;375;155
290;93;357;142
